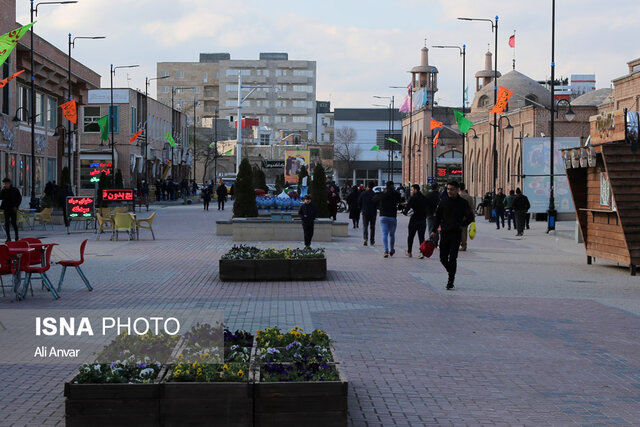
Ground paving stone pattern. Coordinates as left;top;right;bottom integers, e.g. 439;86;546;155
1;204;640;426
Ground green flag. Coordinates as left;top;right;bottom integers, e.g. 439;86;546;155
0;22;36;68
454;109;473;134
209;141;216;148
164;132;176;147
224;149;233;155
370;145;380;151
385;137;399;144
97;115;109;141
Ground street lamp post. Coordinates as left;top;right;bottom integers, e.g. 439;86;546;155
373;95;396;183
110;64;139;179
170;86;195;180
145;75;169;182
30;0;77;207
548;0;556;232
214;106;218;182
68;34;104;190
458;15;498;193
432;44;466;180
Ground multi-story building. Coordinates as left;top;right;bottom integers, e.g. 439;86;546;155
316;101;334;144
78;88;188;192
0;0;100;203
157;52;316;145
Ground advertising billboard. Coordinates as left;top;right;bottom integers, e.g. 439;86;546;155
284;149;310;183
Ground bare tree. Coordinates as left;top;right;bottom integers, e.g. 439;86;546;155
334;126;361;180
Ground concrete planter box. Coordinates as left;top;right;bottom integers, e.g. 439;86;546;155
216;218;346;242
219;258;326;281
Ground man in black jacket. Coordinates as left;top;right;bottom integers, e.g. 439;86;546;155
430;180;474;290
358;181;377;246
298;194;318;248
512;187;531;236
492;187;506;229
0;178;22;241
216;180;228;210
372;181;402;258
403;184;428;258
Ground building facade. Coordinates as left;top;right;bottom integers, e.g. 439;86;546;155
316;101;334;144
157;53;316;145
0;0;100;203
78;88;188;193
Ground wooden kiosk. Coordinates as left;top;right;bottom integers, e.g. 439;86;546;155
562;109;640;275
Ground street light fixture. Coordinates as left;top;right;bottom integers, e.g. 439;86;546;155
110;64;139;177
432;44;466;180
171;86;195;180
144;75;169;182
468;128;479;141
458;15;499;194
373;95;396;182
68;35;105;189
30;0;78;207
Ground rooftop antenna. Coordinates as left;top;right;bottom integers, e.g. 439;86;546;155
512;29;516;70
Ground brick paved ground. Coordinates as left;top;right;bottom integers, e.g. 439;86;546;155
1;203;640;426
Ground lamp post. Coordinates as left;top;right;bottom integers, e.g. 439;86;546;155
390;85;412;185
170;86;195;180
432;44;466;180
373;95;396;183
30;0;77;207
145;75;169;182
214;106;218;182
458;15;498;193
68;34;104;189
110;64;139;179
548;0;557;233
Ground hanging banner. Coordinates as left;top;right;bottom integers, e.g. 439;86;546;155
284;149;309;183
0;69;24;88
490;86;513;115
60;99;77;124
0;22;35;68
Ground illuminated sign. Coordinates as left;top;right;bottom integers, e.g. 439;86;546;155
101;189;134;202
437;168;448;177
89;161;113;178
449;169;463;175
66;196;95;218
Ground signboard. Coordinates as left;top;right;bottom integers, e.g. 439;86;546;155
284;149;309;183
262;160;285;169
80;160;113;189
522;137;579;213
600;172;611;207
66;196;95;219
101;189;134;203
88;89;130;104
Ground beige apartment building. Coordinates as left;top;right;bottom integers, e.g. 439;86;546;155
157;53;316;145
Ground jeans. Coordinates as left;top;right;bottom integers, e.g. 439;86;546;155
218;198;225;210
303;223;314;247
506;209;514;229
495;209;505;228
362;214;376;243
4;207;18;241
407;220;426;254
379;216;397;253
439;232;461;279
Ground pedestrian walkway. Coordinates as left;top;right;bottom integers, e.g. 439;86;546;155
1;205;640;426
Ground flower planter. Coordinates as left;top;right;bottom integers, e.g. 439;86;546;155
64;379;161;427
219;258;326;281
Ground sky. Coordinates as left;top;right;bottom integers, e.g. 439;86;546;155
15;0;640;109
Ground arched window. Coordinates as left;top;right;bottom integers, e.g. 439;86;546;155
479;95;491;107
524;94;538;107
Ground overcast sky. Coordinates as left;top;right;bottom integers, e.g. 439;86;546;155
16;0;640;109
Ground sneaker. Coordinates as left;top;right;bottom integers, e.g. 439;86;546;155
383;252;389;258
389;249;395;257
446;284;455;290
418;254;424;259
370;241;375;246
405;250;412;257
363;240;368;246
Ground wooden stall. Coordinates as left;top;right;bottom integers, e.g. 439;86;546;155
562;109;640;275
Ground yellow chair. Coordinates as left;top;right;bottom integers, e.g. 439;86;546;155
99;207;112;217
113;213;135;240
136;212;156;240
34;208;53;230
17;210;31;230
96;213;114;240
112;206;127;214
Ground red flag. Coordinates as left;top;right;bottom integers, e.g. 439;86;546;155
432;131;440;148
491;86;514;115
129;129;144;143
60;99;77;124
430;118;443;131
508;35;515;48
0;69;24;88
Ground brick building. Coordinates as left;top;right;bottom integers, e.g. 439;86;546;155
0;0;100;203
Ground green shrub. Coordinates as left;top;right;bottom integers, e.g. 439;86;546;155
233;158;258;217
310;163;329;218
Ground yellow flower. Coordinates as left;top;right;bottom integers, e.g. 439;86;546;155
278;334;283;340
222;364;230;371
256;330;262;336
177;354;184;361
197;368;202;375
174;369;182;376
237;370;244;377
192;362;198;368
186;370;190;375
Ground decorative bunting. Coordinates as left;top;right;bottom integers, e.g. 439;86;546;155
0;22;36;68
432;131;440;148
490;86;514;115
97;115;109;141
224;149;233;155
398;96;410;112
509;34;515;48
453;109;473;134
430;118;443;131
0;69;25;88
385;137;399;144
129;129;144;144
164;132;176;147
60;99;77;124
209;141;216;148
370;145;380;151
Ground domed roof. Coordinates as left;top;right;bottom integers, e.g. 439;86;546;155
571;88;612;106
471;69;552;113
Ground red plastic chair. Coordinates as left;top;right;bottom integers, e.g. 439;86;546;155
22;244;59;300
56;239;93;292
0;244;16;297
6;241;32;297
19;237;42;266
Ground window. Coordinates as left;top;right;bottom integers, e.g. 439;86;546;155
225;69;250;77
259;134;270;145
160;71;169;78
131;107;137;133
293;85;313;93
479;95;491;107
36;92;45;126
293;116;312;124
225;100;236;107
203;72;208;83
524;94;538;107
18;85;30;120
293;70;314;77
159;86;170;94
83;106;102;132
108;105;119;133
47;158;56;183
258;69;270;77
226;84;238;92
194;87;200;94
47;96;57;129
176;70;184;79
293;100;312;108
276;69;287;77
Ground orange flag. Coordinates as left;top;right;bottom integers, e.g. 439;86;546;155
0;69;24;88
129;129;144;143
432;131;440;147
490;86;513;115
430;118;443;130
60;100;77;124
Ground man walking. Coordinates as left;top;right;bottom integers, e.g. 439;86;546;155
202;185;212;211
459;182;474;251
216;179;228;210
373;181;402;258
512;188;530;236
0;178;22;242
403;184;428;258
298;194;317;248
358;181;377;246
492;187;506;229
430;180;474;290
504;189;515;230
